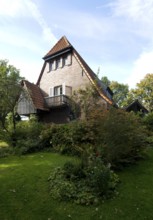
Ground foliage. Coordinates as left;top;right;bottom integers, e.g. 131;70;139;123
39;107;147;168
101;76;129;107
89;108;147;168
40;121;95;156
101;76;111;87
0;59;23;145
142;112;153;131
48;158;119;205
130;74;153;111
109;81;129;107
13;118;44;154
71;85;101;119
0;146;13;158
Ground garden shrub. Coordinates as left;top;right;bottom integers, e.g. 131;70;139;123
13;119;45;154
41;107;146;168
40;121;96;156
142;112;153;132
48;158;119;206
0;146;13;158
89;108;147;168
86;158;117;196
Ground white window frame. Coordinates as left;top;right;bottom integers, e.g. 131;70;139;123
49;84;66;97
54;85;63;96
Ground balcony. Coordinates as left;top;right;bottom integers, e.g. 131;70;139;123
45;95;71;108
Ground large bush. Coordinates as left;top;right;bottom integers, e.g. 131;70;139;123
40;121;95;156
40;108;147;167
89;108;147;167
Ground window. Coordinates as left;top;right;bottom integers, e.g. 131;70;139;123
49;84;70;97
54;85;63;96
56;59;61;69
63;54;72;66
48;62;52;72
48;54;72;72
47;61;55;72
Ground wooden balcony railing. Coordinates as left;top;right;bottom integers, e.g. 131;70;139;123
45;95;70;108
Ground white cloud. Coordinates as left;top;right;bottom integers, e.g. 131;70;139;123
24;0;57;44
126;51;153;88
0;0;23;16
0;0;57;45
112;0;153;22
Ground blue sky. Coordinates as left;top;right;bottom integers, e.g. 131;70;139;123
0;0;153;88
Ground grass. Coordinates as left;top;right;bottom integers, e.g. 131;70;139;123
0;149;153;220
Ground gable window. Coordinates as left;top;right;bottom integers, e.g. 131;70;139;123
56;58;63;69
48;62;53;72
63;54;72;66
56;59;61;69
47;61;55;72
47;54;72;73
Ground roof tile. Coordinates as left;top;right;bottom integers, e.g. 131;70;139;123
24;80;49;111
43;36;71;58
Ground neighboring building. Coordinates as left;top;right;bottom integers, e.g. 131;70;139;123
125;99;149;115
17;36;114;123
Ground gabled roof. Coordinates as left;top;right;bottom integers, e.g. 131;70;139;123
43;36;72;60
37;36;114;105
125;99;148;113
23;80;49;111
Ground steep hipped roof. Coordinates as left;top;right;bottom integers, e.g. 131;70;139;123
23;80;49;111
37;36;114;105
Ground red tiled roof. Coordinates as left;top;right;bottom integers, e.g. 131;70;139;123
43;36;71;59
23;80;49;111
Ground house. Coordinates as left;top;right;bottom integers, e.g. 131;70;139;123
17;36;114;123
125;99;148;115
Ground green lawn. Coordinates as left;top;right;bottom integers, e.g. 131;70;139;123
0;149;153;220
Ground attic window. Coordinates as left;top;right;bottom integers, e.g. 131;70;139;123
63;54;72;66
47;61;54;72
47;54;72;72
48;62;53;72
56;58;63;69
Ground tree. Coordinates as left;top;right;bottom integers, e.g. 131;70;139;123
0;60;23;144
71;85;100;120
101;76;110;87
110;81;129;107
101;77;129;107
130;74;153;112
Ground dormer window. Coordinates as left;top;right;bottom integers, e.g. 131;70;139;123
47;54;72;72
49;62;53;72
63;54;72;66
56;59;61;69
